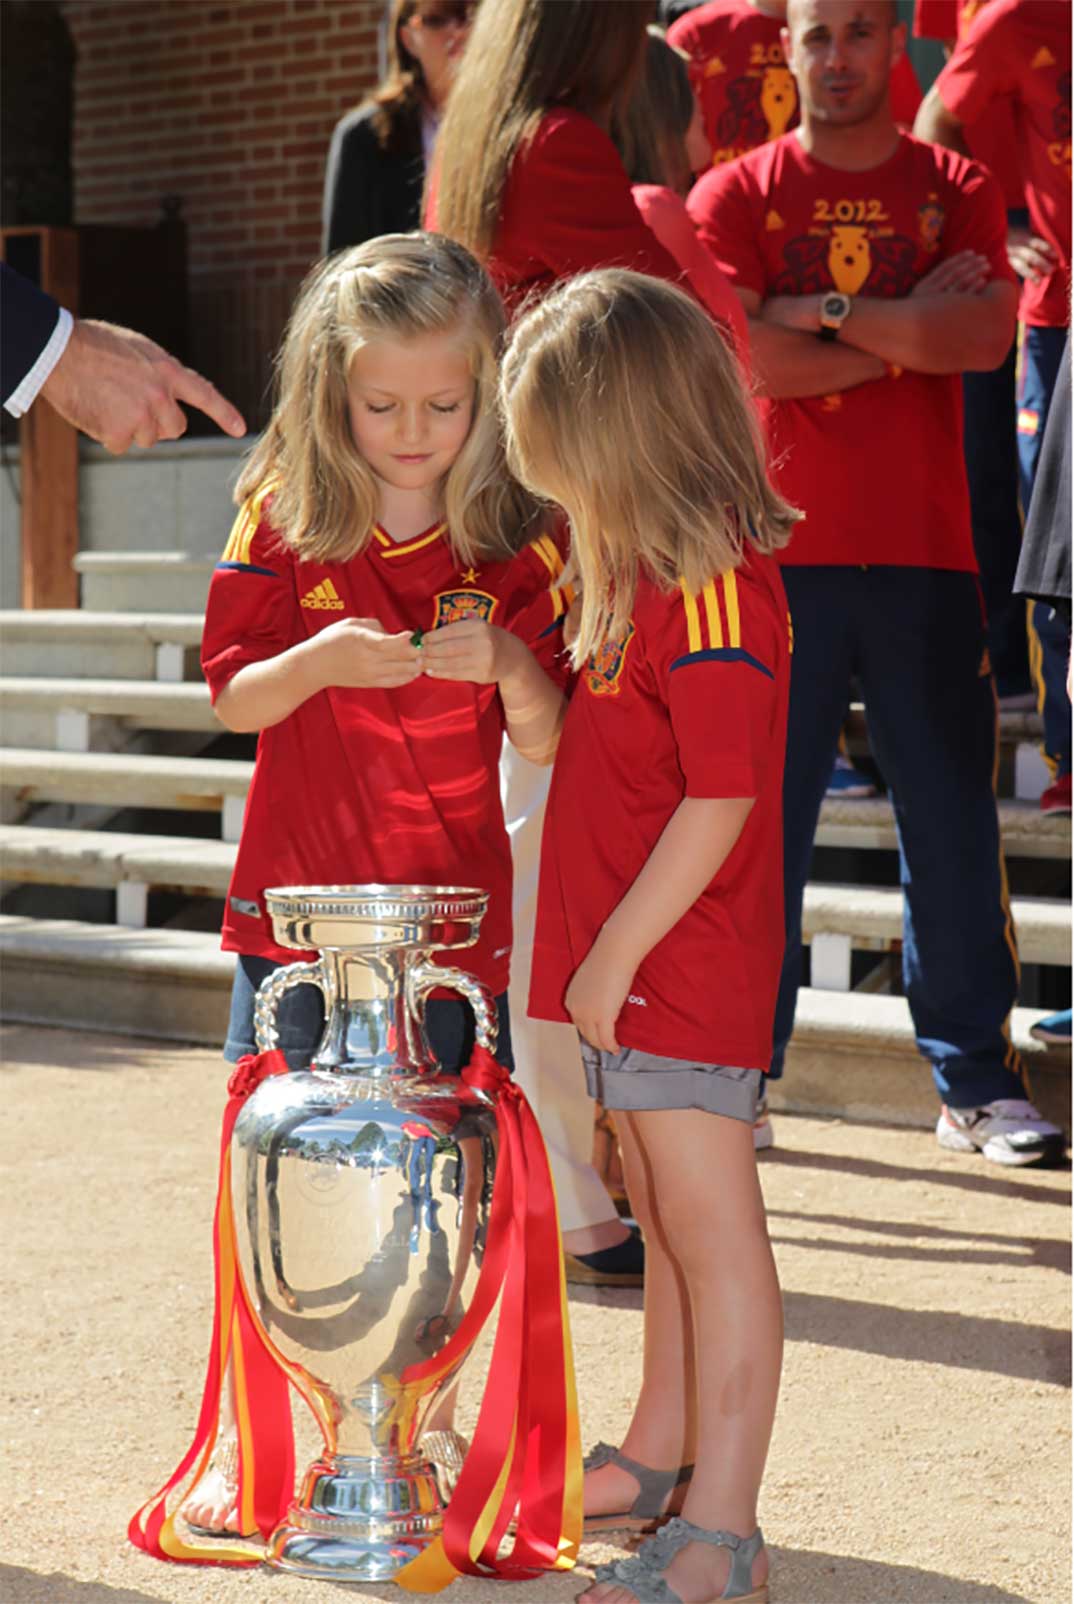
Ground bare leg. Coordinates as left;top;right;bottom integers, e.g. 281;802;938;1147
583;1112;695;1521
581;1108;781;1601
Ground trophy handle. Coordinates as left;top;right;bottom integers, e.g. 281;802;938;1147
254;959;327;1053
408;961;500;1058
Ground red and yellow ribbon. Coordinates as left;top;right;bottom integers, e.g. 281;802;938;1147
395;1046;583;1591
128;1050;297;1567
129;1045;581;1586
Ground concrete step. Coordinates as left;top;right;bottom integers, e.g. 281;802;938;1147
846;703;1043;748
0;677;217;750
73;551;216;614
0;918;1067;1128
0;825;235;924
802;882;1069;974
0;916;232;1043
815;794;1070;860
0;611;203;681
778;987;1070;1132
0;748;252;839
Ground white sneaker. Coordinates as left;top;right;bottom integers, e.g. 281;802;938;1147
753;1094;774;1151
936;1099;1067;1167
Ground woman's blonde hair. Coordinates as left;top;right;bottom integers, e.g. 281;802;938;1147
432;0;653;260
500;269;800;666
619;28;696;195
236;232;544;565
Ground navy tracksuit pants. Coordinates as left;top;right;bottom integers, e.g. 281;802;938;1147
1018;323;1071;781
770;565;1028;1110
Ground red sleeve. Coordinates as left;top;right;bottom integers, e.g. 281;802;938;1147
200;497;299;703
500;531;574;691
934;150;1018;285
632;183;749;360
934;0;1018;127
653;574;781;799
496;109;685;286
890;51;923;127
686;161;768;299
914;0;959;40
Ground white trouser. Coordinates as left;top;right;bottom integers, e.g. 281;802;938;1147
501;740;620;1234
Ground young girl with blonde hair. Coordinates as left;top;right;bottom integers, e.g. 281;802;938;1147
501;269;799;1604
181;231;569;1535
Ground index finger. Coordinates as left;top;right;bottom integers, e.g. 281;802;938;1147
172;363;247;438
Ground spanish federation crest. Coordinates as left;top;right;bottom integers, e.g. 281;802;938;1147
432;589;498;628
584;622;636;697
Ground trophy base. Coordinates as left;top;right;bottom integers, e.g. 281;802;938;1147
265;1453;444;1582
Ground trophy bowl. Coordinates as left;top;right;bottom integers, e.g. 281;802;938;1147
230;884;501;1581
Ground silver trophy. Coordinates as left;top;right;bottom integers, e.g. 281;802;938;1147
229;884;501;1582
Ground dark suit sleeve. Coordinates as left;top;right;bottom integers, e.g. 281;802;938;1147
1;263;64;408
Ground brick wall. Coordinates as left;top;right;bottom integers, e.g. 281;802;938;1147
63;0;383;426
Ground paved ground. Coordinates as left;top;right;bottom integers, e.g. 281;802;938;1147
1;1023;1069;1604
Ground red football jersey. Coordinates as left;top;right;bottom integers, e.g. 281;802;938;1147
529;546;790;1070
427;108;684;315
201;490;571;989
669;0;922;165
914;0;1023;209
935;0;1071;326
688;132;1016;569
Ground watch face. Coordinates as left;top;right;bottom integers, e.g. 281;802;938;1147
822;294;848;319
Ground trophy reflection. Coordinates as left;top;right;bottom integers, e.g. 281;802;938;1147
229;885;500;1581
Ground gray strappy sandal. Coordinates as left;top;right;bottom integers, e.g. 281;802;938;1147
590;1515;768;1602
582;1442;694;1534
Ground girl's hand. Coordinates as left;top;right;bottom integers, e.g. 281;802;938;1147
564;945;635;1055
911;250;991;297
309;616;422;690
420;619;525;685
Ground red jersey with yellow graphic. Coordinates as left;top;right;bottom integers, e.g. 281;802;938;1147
668;0;922;166
201;490;570;985
529;545;790;1070
689;132;1015;568
914;0;1023;209
934;0;1071;326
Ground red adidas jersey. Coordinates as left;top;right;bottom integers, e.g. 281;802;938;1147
669;0;922;166
201;491;570;989
689;132;1015;569
935;0;1071;326
529;546;790;1070
914;1;1023;209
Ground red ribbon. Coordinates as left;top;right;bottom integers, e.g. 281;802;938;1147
128;1050;296;1566
395;1045;582;1588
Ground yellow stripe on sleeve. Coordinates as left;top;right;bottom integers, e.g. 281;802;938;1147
222;482;274;564
529;536;558;578
722;572;741;648
538;535;565;580
679;579;702;654
701;580;724;650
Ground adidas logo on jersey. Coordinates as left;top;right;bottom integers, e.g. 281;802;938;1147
765;209;786;231
300;579;344;610
1031;45;1056;69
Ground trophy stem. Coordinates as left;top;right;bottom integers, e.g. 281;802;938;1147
265;1450;443;1581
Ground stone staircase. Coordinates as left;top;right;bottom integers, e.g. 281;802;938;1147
1;552;1070;1130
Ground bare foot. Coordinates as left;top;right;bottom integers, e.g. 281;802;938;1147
180;1436;248;1535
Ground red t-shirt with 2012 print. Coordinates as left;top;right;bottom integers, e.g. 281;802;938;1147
689;132;1016;570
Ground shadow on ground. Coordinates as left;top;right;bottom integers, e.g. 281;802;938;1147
0;1554;1043;1604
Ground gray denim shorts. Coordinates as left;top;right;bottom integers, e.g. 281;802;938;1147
581;1040;762;1121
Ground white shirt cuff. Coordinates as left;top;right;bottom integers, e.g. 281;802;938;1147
5;306;74;418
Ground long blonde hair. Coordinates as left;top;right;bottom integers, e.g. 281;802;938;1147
500;269;800;666
236;233;544;565
432;0;653;261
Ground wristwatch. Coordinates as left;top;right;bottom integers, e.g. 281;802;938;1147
818;292;853;342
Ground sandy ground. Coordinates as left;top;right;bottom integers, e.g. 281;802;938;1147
0;1023;1069;1604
